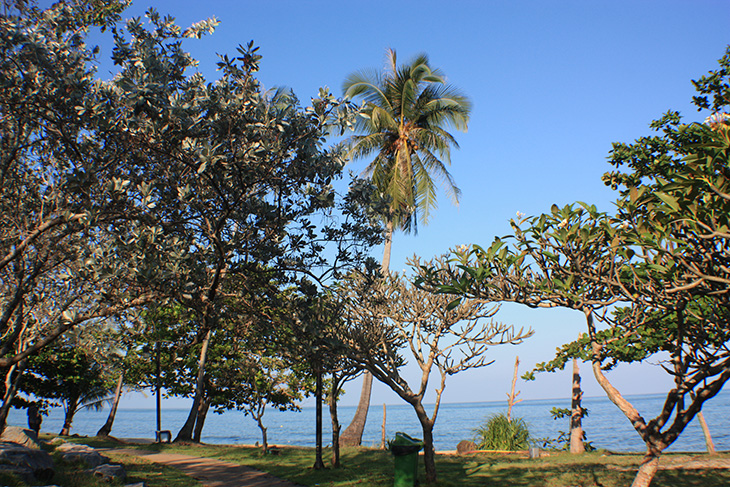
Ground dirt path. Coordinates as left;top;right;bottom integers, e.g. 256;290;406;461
105;448;303;487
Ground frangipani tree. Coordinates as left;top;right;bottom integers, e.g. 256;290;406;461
418;47;730;487
339;256;532;484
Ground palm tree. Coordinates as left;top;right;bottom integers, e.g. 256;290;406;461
339;49;471;446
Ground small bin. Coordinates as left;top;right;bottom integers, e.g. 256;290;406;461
156;430;172;443
390;432;423;487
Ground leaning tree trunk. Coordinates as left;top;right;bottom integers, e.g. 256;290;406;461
340;222;393;447
60;396;79;436
339;372;373;446
0;360;25;435
586;309;663;487
569;357;585;454
175;328;212;443
193;392;210;442
97;372;124;436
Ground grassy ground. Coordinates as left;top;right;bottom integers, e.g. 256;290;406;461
51;437;730;487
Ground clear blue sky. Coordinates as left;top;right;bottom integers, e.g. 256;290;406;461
70;0;730;408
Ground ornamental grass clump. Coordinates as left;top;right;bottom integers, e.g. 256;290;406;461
474;413;531;451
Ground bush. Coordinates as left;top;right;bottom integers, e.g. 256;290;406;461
474;413;531;451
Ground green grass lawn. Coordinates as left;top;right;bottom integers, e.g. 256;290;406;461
59;437;730;487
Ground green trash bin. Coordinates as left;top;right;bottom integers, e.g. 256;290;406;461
390;432;423;487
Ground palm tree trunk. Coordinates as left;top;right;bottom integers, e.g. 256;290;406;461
97;372;124;436
175;328;212;443
569;357;585;454
340;222;393;447
339;371;372;446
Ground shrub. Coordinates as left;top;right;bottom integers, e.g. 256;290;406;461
473;413;531;451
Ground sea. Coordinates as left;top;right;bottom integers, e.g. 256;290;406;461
6;391;729;453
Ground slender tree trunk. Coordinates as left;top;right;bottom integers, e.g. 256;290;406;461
175;328;212;443
696;411;716;454
97;372;124;437
340;222;394;446
570;357;585;454
414;406;436;484
60;396;78;436
313;366;325;469
0;360;25;435
328;377;341;467
255;404;268;454
193;392;210;442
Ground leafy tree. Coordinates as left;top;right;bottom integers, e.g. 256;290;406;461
23;332;116;435
419;47;730;487
0;0;157;379
338;256;531;483
340;49;471;446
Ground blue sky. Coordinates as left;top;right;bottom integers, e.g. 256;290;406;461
71;0;730;408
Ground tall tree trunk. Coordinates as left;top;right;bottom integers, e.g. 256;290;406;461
570;357;585;454
313;366;325;469
328;376;341;467
193;392;210;442
175;328;212;443
340;222;393;446
339;372;372;446
60;396;78;436
0;360;25;435
97;372;124;437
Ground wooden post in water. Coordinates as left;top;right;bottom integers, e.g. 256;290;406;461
381;404;387;449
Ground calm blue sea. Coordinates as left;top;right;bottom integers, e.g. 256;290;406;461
6;391;729;453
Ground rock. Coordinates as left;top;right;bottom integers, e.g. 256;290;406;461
0;441;55;482
456;440;477;455
92;463;127;482
1;426;42;449
0;464;36;484
62;450;109;468
49;437;65;446
57;442;109;467
124;483;146;487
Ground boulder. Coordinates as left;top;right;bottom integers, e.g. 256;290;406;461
92;463;127;482
0;441;54;482
57;443;109;468
456;440;478;455
1;426;42;449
